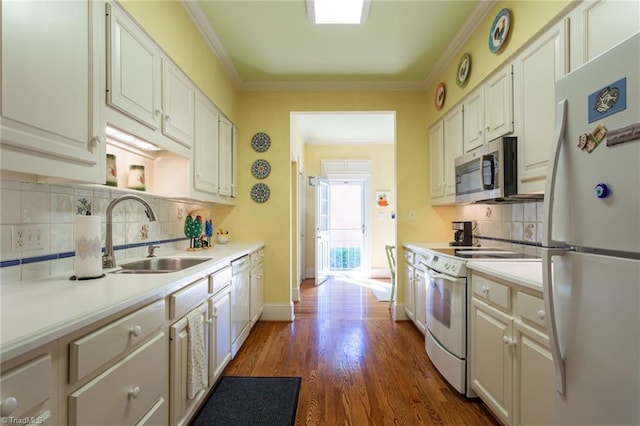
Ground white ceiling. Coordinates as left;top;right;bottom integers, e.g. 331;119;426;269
183;0;493;144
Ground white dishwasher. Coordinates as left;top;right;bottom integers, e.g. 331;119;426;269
230;255;250;357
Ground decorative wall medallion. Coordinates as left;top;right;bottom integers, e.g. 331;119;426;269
435;82;446;110
251;132;271;152
456;53;471;87
251;159;271;179
488;8;511;53
251;183;270;203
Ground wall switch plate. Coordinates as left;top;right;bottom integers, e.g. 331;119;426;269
12;225;45;251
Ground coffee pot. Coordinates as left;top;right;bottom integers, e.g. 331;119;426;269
450;221;474;246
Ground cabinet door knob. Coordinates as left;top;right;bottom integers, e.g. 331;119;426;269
537;309;545;320
480;286;489;294
155;109;163;116
502;336;516;346
129;386;141;399
130;325;142;337
1;397;18;417
165;115;171;121
477;130;482;136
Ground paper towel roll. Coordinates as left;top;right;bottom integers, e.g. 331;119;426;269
75;215;103;278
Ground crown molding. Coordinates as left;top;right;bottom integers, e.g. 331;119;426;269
181;0;244;88
423;1;496;88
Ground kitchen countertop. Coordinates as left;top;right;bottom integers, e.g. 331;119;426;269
466;261;543;292
0;242;263;361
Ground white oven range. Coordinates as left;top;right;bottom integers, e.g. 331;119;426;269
416;247;540;398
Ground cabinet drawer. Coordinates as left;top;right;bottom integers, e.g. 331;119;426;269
210;266;232;295
250;250;264;267
169;277;208;320
69;299;165;383
69;332;166;426
472;274;511;312
516;291;546;330
0;355;52;420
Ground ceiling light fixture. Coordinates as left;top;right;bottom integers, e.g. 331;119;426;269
308;0;370;25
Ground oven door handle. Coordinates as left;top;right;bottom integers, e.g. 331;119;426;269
428;270;464;283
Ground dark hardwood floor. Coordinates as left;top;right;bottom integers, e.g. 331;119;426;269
222;276;499;425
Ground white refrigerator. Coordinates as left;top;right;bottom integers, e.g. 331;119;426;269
542;33;640;425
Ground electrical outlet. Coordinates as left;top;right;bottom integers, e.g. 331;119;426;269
408;210;416;221
12;225;45;251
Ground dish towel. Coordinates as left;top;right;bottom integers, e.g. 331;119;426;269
187;309;208;399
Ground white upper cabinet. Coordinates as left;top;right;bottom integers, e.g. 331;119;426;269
463;66;514;153
569;0;640;71
462;88;485;153
430;106;464;205
484;66;514;142
193;92;220;196
1;0;104;183
428;120;445;200
443;106;464;198
218;117;236;197
162;59;195;149
513;19;567;194
107;2;162;131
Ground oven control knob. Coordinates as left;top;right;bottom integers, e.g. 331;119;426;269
450;264;458;272
444;262;450;270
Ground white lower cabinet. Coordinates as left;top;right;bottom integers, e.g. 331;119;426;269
413;267;427;335
403;250;416;321
3;249;265;426
169;303;209;426
0;350;56;425
209;290;232;385
69;332;167;425
470;270;554;426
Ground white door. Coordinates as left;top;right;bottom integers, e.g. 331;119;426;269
315;179;330;286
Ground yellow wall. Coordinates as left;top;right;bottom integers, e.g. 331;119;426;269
119;0;239;122
303;143;396;276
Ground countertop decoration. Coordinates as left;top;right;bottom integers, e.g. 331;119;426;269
488;8;511;53
184;214;203;251
456;53;471;87
251;183;270;203
251;132;271;152
205;219;214;249
251;159;271;179
435;82;446;110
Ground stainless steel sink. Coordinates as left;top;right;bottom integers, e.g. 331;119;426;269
111;257;210;274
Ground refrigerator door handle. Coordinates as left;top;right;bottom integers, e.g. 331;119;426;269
543;99;568;247
542;247;568;396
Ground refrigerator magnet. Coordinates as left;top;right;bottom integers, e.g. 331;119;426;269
607;123;640;147
577;134;588;150
588;77;627;123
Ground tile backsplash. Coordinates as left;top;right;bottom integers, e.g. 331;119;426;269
455;200;544;254
0;179;213;284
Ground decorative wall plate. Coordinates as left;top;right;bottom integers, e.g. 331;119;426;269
456;53;471;87
488;8;511;53
251;132;271;152
434;82;446;110
251;159;271;179
251;183;270;203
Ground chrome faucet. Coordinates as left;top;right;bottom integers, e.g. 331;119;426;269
103;194;158;268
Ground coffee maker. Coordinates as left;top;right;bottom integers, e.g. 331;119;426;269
450;221;474;246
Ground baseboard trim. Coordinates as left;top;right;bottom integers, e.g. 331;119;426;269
261;302;294;321
392;303;408;321
292;286;300;302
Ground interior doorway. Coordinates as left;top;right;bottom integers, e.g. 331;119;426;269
315;178;368;285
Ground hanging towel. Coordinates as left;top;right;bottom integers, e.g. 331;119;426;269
187;308;208;399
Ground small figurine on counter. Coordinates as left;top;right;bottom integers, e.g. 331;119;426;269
205;219;214;249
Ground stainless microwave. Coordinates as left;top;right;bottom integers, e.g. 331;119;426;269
454;137;518;203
